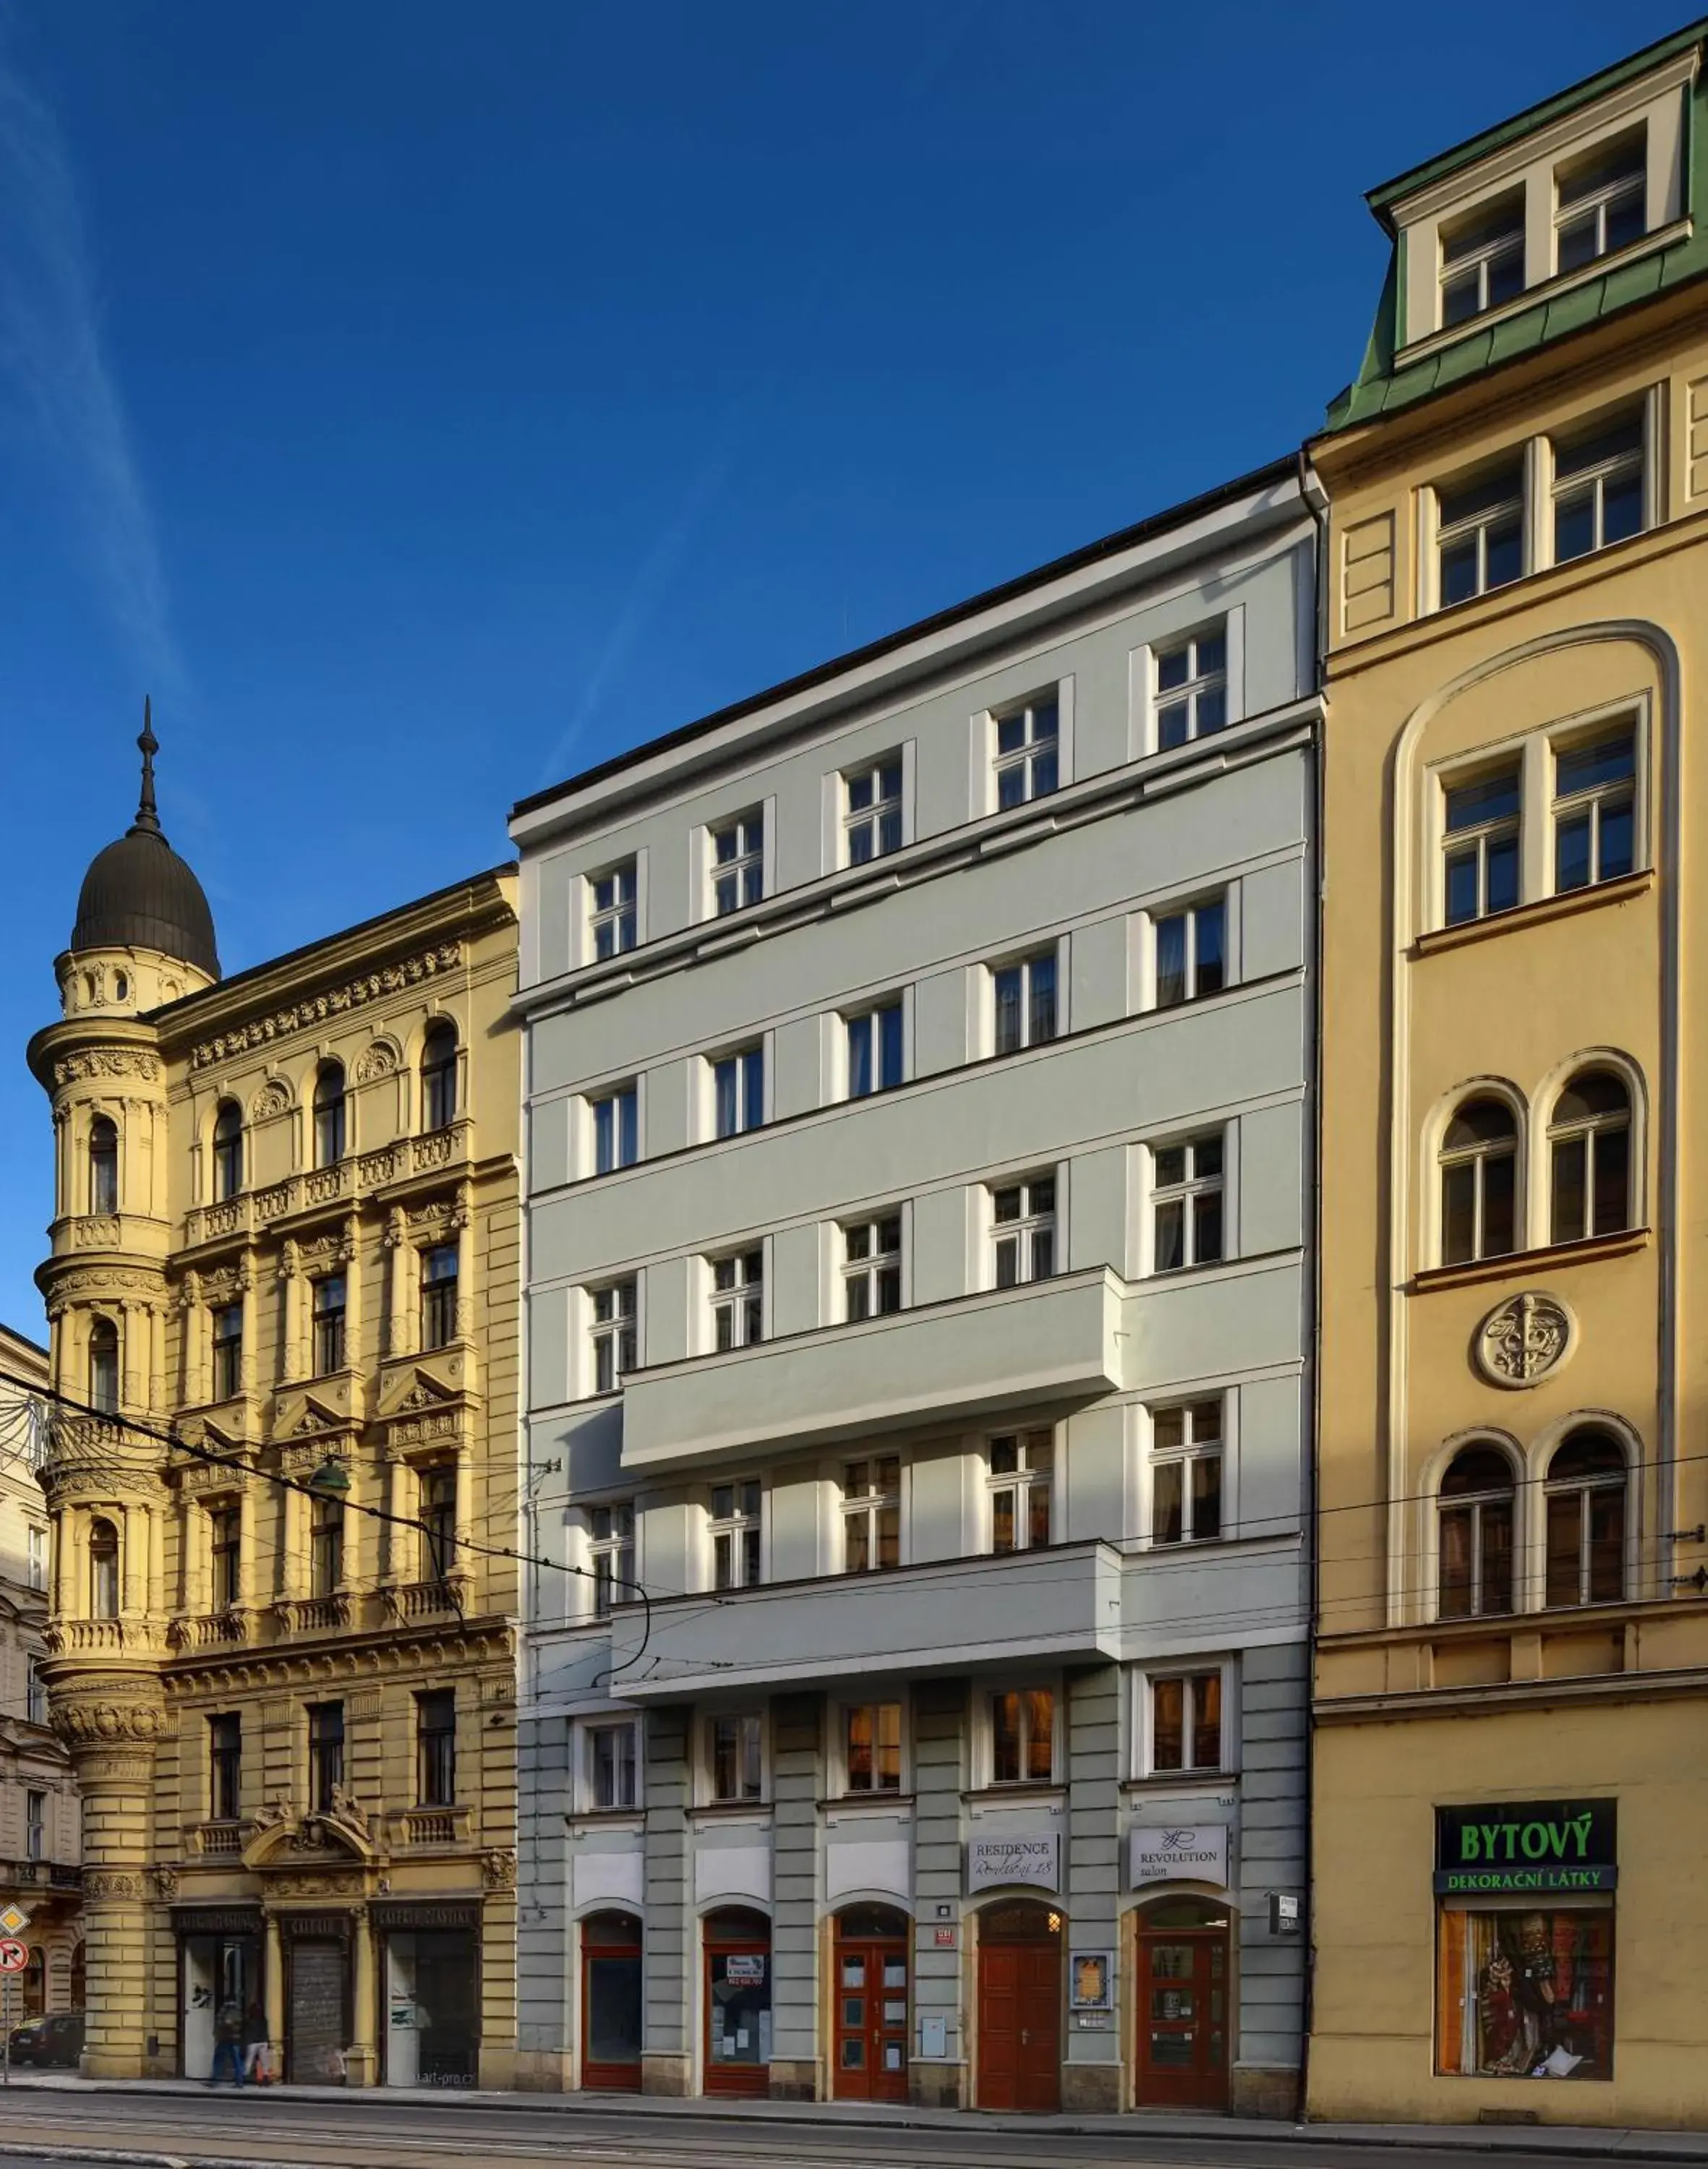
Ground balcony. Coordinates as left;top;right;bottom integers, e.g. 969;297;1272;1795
384;1578;465;1623
167;1611;250;1651
0;1860;82;1894
393;1806;473;1849
184;1123;476;1249
610;1540;1125;1697
619;1267;1127;1474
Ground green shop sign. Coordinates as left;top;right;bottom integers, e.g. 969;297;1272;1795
1435;1799;1617;1895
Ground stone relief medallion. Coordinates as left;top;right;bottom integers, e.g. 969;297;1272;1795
1474;1291;1576;1388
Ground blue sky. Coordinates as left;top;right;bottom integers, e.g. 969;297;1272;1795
0;0;1690;1332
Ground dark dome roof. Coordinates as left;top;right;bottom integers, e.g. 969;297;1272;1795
69;709;220;979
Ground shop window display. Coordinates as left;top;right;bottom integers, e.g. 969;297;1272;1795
1436;1908;1613;2079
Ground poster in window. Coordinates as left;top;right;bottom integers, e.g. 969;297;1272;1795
1069;1948;1115;2011
1436;1908;1613;2079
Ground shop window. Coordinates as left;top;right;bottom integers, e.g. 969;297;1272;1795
1545;1430;1627;1608
1438;1445;1516;1619
1549;1069;1633;1243
1440;1097;1519;1264
1436;1907;1613;2078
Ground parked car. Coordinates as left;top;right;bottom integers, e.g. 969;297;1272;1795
8;2009;84;2067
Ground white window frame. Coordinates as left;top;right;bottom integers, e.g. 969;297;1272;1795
1149;891;1230;1009
708;1477;764;1591
589;1278;638;1395
707;808;766;917
1150;623;1229;752
1438;187;1526;328
1547;405;1648;566
705;1710;767;1805
986;1429;1056;1554
586;1499;636;1618
841;1212;903;1323
589;1080;640;1175
841;1455;902;1574
1135;1661;1234;1779
838;1696;905;1796
844;998;905;1099
1429;455;1527;612
842;753;906;865
983;1682;1060;1790
1147;1398;1226;1548
587;857;640;962
707;1245;765;1352
579;1716;641;1813
1551;720;1639;897
989;1172;1058;1289
709;1043;766;1140
1439;760;1523;927
1148;1131;1227;1275
989;946;1060;1057
991;690;1062;811
1553;124;1647;277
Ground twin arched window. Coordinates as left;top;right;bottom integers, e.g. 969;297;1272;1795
212;1100;244;1199
1439;1066;1634;1264
313;1061;347;1168
421;1021;458;1132
87;1118;119;1217
1438;1427;1628;1618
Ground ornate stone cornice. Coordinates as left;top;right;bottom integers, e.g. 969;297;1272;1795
158;1624;516;1697
52;1049;161;1088
189;944;463;1070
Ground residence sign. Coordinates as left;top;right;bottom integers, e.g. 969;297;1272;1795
1434;1799;1617;1896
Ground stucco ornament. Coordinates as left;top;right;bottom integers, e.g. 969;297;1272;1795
1474;1291;1576;1388
251;1078;291;1120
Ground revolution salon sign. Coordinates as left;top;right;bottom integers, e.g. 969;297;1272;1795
1435;1799;1617;1896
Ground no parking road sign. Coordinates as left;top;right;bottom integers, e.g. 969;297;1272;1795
0;1943;27;1975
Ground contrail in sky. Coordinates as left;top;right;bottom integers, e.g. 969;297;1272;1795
0;30;182;703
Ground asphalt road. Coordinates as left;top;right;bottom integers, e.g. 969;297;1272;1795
0;2089;1673;2169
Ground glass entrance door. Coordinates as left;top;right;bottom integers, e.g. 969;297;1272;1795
832;1904;909;2102
702;1907;770;2098
1137;1899;1230;2109
580;1911;642;2090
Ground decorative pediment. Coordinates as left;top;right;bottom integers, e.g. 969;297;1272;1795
273;1385;359;1444
244;1792;375;1871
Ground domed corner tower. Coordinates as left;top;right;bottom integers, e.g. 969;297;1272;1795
25;707;219;2078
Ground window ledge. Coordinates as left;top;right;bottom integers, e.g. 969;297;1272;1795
1121;1771;1237;1792
962;1784;1066;1808
565;1808;644;1830
690;1800;773;1822
1412;1226;1651;1296
821;1792;915;1813
1412;868;1652;957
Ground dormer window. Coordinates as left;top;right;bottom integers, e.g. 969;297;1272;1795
1555;127;1646;275
1440;190;1524;327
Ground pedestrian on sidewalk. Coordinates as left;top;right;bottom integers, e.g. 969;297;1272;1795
208;2000;244;2087
240;1999;269;2084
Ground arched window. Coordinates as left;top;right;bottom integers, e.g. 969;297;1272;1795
212;1100;244;1200
1550;1070;1632;1244
87;1319;119;1415
313;1060;346;1168
421;1021;458;1132
87;1118;119;1217
1545;1428;1626;1607
89;1519;120;1619
1440;1097;1518;1264
1438;1444;1515;1619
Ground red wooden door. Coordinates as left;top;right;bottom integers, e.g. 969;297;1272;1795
1137;1922;1229;2108
977;1921;1061;2112
579;1912;642;2091
833;1933;908;2101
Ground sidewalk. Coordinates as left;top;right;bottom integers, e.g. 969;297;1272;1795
4;2072;1708;2156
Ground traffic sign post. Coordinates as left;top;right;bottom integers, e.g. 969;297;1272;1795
0;1928;31;2089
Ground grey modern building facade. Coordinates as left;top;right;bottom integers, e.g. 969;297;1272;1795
511;461;1318;2115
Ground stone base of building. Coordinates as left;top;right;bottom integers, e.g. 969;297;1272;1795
83;2048;152;2080
1062;2061;1122;2113
477;2045;518;2090
511;2049;573;2090
909;2061;968;2110
1231;2065;1299;2119
768;2058;819;2101
641;2051;691;2097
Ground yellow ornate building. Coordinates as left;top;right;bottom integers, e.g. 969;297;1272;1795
1310;21;1708;2125
27;718;523;2084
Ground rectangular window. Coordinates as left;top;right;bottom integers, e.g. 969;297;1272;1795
311;1274;346;1375
26;1659;46;1727
993;951;1057;1055
210;1505;242;1612
842;1456;900;1573
209;1713;242;1821
1440;189;1526;327
415;1689;456;1807
846;1001;904;1098
1443;766;1522;925
991;1687;1055;1786
988;1430;1054;1554
1152;1134;1224;1270
307;1700;345;1813
842;1215;902;1322
1437;462;1524;607
592;1084;639;1173
714;1046;764;1138
589;1501;636;1617
1435;1906;1613;2077
211;1303;243;1400
1151;1400;1224;1545
1553;727;1636;894
710;1712;764;1802
592;1280;638;1394
420;1466;457;1583
845;1702;902;1794
589;1720;639;1810
25;1790;44;1862
992;1176;1055;1288
710;1249;764;1351
590;860;639;959
420;1244;460;1351
710;811;764;916
710;1479;762;1591
1553;414;1644;565
1155;626;1227;750
994;695;1059;808
25;1526;45;1593
309;1495;343;1599
1150;1670;1223;1773
1155;897;1226;1008
1555;125;1646;274
845;758;903;863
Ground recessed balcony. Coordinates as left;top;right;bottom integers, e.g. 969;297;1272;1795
609;1539;1125;1697
618;1266;1127;1475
